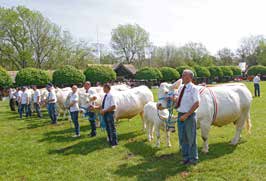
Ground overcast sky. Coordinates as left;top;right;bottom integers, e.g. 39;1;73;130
2;0;266;54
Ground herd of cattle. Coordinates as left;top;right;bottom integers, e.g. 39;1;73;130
9;81;253;153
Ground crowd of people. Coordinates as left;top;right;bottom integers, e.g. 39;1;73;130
8;81;118;148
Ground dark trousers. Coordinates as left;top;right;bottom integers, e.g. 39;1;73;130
70;111;80;135
34;103;42;118
48;103;58;124
88;111;97;136
9;98;16;111
254;83;260;97
104;112;118;146
19;104;32;118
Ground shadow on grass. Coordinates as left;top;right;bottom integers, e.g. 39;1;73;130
48;131;141;155
114;141;237;180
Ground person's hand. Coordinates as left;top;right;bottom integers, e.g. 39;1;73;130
180;113;189;122
100;109;106;115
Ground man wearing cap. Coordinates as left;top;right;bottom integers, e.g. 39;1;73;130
84;81;97;137
175;69;200;165
19;86;31;119
32;85;42;118
47;84;58;124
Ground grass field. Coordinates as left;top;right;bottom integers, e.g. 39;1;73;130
0;82;266;181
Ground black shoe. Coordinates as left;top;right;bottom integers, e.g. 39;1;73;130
89;133;96;137
180;160;189;165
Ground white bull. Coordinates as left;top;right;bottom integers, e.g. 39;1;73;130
158;82;252;153
79;85;154;129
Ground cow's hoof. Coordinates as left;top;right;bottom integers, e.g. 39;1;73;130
230;141;238;146
156;144;160;148
148;138;152;142
167;144;172;147
201;149;208;154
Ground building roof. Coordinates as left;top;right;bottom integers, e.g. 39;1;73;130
113;63;137;75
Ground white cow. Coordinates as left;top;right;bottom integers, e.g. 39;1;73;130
143;102;176;147
143;79;182;147
79;85;154;128
54;87;72;119
157;82;252;153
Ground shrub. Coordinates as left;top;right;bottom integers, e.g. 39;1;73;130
135;67;162;80
220;66;233;77
53;65;85;86
176;66;196;76
159;67;180;81
208;66;223;78
194;66;210;77
84;65;116;84
229;66;242;76
247;65;266;76
15;68;51;86
0;66;12;88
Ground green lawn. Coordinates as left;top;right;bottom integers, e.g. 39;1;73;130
0;82;266;181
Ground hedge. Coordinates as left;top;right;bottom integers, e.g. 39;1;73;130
160;67;180;81
0;66;12;88
220;66;233;77
135;67;162;80
53;65;85;86
15;68;51;86
194;66;210;77
229;66;242;76
208;66;223;78
176;66;197;77
247;65;266;76
84;65;116;84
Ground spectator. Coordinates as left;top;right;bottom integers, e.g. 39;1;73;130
68;85;80;137
253;74;261;97
8;88;16;111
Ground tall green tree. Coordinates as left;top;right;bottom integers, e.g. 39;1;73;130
111;24;150;64
216;48;235;65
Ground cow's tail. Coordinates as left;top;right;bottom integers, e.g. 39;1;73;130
246;112;252;135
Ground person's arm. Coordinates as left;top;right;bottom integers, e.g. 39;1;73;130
27;94;30;105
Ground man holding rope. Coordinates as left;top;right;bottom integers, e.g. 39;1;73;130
175;70;200;165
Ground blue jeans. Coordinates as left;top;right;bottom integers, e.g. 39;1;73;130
104;112;118;146
88;111;97;136
254;83;260;97
178;112;198;162
34;103;42;118
70;111;80;135
98;114;106;129
48;103;58;124
19;104;31;118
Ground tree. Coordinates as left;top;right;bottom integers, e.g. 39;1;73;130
160;67;180;82
15;68;51;86
111;24;150;64
255;42;266;66
236;35;266;65
194;66;210;77
84;65;116;84
52;65;85;86
217;48;235;65
135;67;162;80
0;66;12;88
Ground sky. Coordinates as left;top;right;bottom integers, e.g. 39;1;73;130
1;0;266;54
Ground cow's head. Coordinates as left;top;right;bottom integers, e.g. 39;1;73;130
157;79;182;110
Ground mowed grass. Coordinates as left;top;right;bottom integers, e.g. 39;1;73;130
0;82;266;181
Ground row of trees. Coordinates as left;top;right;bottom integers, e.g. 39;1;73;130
1;64;266;89
1;6;266;71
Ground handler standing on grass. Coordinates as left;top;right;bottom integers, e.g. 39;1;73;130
176;70;200;165
19;86;31;119
100;83;118;148
32;85;42;118
47;84;58;124
68;85;80;137
84;81;98;137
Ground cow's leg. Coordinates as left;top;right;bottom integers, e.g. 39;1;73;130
139;111;146;130
200;122;211;154
147;122;154;142
166;130;171;147
231;110;249;145
155;126;161;147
